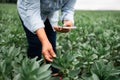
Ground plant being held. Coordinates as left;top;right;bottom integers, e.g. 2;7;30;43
52;51;80;80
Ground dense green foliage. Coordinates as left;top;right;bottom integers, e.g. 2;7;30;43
0;0;17;3
0;4;120;80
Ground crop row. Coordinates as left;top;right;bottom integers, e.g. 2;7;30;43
0;4;120;80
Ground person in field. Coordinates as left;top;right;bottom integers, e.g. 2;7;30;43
17;0;76;76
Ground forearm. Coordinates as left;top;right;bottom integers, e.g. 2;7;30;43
36;28;49;45
36;28;56;62
61;0;76;25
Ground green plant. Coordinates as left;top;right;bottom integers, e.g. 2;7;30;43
0;4;120;79
0;45;21;80
91;59;120;80
0;45;52;80
14;57;51;80
52;51;80;80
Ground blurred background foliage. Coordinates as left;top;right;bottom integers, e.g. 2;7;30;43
0;0;17;3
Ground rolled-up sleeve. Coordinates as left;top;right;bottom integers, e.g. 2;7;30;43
18;0;44;33
61;0;76;24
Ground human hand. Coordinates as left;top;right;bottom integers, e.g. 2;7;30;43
42;41;56;62
63;20;73;27
36;28;56;62
53;20;73;33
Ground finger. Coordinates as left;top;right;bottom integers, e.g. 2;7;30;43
44;53;53;62
42;50;52;61
54;26;61;31
61;28;71;32
64;24;71;27
54;26;70;33
63;21;73;27
49;49;56;58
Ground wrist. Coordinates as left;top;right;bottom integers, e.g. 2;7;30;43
41;39;50;46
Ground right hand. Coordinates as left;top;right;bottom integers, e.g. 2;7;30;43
36;28;56;62
42;41;56;62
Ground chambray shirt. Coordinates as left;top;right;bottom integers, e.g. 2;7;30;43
17;0;76;33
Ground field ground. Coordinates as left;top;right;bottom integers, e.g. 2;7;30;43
0;4;120;80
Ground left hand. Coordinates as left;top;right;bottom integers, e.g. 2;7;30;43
53;20;73;33
63;20;73;27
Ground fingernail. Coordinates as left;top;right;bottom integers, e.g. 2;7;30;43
53;55;56;57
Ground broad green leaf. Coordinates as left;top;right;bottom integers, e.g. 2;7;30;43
13;74;20;80
38;64;51;74
92;73;100;80
69;69;80;78
38;70;51;80
51;77;60;80
8;45;14;54
52;63;63;70
63;77;69;80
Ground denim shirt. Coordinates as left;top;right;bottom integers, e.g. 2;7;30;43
17;0;76;33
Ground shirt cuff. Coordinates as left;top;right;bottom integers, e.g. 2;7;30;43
32;22;45;34
51;22;58;31
61;13;74;25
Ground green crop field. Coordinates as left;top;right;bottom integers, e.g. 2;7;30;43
0;4;120;80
